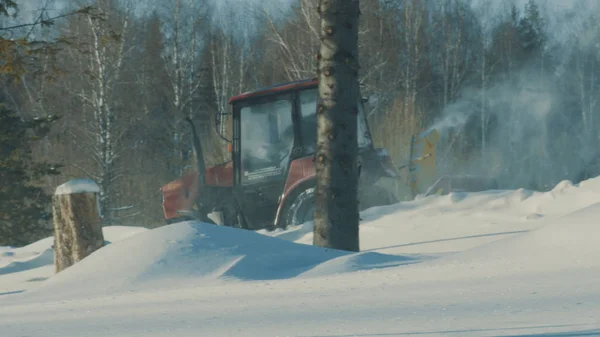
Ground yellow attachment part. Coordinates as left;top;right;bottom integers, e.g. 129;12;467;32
409;129;439;197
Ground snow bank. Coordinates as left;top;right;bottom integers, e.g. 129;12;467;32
54;178;100;195
0;226;148;274
0;226;148;294
0;242;54;276
24;221;418;300
264;177;600;256
2;178;600;337
421;201;600;279
7;176;600;298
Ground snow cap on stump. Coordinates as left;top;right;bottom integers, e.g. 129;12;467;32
55;178;100;195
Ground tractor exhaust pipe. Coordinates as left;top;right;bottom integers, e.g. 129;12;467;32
185;117;206;187
183;117;230;226
161;118;207;223
182;116;214;223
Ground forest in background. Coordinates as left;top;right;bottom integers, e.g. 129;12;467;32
2;0;600;245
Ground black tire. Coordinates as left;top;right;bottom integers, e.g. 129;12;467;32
281;187;316;229
278;185;396;229
165;216;194;225
234;212;249;230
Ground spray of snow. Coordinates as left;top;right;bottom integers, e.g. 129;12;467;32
424;89;479;135
427;4;600;191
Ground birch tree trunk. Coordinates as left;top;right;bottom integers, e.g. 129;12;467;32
481;54;487;160
86;8;130;224
313;0;360;252
164;0;209;173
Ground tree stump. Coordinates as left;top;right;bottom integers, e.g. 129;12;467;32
52;179;105;273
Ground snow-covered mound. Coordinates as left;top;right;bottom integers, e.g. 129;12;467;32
25;222;418;300
426;201;600;278
0;226;148;294
0;226;147;275
263;178;600;257
2;177;600;337
0;237;55;276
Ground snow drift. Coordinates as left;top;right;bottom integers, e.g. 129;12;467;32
263;178;600;255
0;226;148;295
431;200;600;277
2;177;600;336
23;221;418;300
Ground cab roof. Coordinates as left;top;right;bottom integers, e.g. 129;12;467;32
228;78;318;104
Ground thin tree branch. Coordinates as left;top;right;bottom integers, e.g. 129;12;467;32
0;6;96;32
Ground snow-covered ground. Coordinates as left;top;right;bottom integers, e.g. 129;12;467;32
2;178;600;336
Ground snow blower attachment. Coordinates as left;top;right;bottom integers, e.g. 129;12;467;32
403;128;440;198
385;127;497;198
402;128;498;197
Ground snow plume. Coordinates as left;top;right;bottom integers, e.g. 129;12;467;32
423;2;600;192
428;73;556;138
434;62;594;191
424;89;480;135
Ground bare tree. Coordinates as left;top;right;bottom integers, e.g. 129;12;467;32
313;0;361;252
262;0;320;82
207;19;256;139
161;0;209;174
208;26;235;135
572;15;600;140
435;0;472;108
45;0;133;224
357;1;402;119
473;0;498;161
399;0;427;119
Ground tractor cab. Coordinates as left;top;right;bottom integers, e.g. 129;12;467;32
162;79;400;230
230;79;372;186
228;79;381;229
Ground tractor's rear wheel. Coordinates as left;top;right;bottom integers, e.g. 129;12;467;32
279;185;396;230
281;187;316;229
165;215;194;225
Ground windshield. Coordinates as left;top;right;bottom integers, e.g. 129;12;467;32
298;88;371;150
240;96;294;185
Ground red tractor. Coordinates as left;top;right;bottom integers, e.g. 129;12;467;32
161;78;401;230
